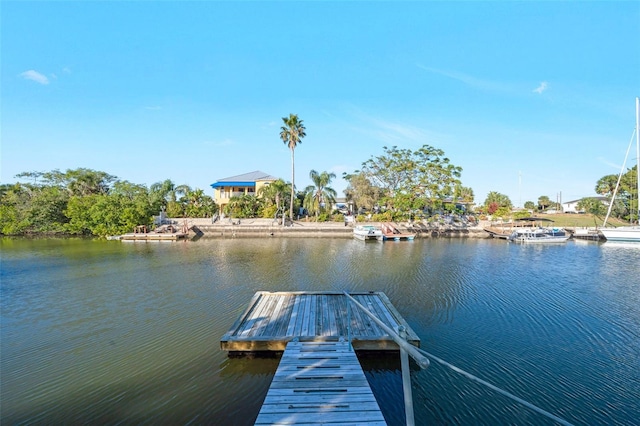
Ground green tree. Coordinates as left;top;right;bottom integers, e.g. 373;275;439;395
16;168;116;196
595;174;619;197
280;114;306;222
576;197;607;216
454;184;475;204
150;179;192;213
183;188;216;218
343;172;382;213
484;191;512;210
303;170;337;220
524;201;536;210
0;184;31;234
538;195;551;211
65;189;154;237
595;166;638;222
359;145;462;213
258;179;291;218
0;183;69;234
166;201;184;218
224;194;262;218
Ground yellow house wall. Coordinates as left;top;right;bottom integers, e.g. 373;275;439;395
213;179;276;214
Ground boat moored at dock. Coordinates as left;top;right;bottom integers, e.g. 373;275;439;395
508;227;570;243
353;225;384;241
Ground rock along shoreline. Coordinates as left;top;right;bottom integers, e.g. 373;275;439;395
169;218;490;239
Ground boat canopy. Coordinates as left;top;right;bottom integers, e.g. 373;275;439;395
516;217;554;222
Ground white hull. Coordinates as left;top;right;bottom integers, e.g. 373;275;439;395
599;227;640;242
509;228;569;244
510;235;570;244
353;226;383;241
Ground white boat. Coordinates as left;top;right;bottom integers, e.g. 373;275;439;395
599;97;640;243
599;225;640;242
353;225;383;241
508;227;570;244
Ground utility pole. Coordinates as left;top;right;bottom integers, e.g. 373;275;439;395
519;171;522;208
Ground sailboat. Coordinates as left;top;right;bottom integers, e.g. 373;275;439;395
599;97;640;242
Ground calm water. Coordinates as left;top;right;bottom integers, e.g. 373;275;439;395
1;237;639;425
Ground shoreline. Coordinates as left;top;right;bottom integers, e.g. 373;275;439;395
173;218;491;239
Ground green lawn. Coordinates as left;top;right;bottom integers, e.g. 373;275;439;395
532;214;629;228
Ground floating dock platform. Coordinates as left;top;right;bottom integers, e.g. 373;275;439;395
221;291;420;352
118;232;188;241
381;223;416;241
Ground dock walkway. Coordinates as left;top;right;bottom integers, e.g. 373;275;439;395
254;340;386;425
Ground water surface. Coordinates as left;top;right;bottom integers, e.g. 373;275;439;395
1;237;639;425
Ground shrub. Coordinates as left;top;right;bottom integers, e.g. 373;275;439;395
317;212;330;222
262;205;278;219
372;212;392;222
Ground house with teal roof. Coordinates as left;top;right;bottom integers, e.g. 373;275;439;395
210;171;278;214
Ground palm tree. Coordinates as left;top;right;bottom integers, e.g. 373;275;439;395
538;195;551;211
454;184;474;204
484;191;512;209
150;180;191;204
258;179;290;212
280;114;306;221
304;170;337;220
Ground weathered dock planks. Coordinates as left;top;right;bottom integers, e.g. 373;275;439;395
119;232;187;241
254;340;387;425
221;291;420;352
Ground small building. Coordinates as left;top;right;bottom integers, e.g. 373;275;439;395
562;196;609;213
331;197;354;214
211;171;278;214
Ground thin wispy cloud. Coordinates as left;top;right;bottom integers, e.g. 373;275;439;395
362;117;443;147
20;70;49;85
203;138;235;147
344;105;449;147
417;65;511;92
533;81;548;94
372;119;429;143
598;156;627;172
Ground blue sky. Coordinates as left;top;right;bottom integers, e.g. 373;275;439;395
2;1;639;206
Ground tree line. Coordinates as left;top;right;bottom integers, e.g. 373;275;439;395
0;169;216;237
475;166;638;222
4;113;635;236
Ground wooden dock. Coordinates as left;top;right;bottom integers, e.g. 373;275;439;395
254;340;386;425
119;232;188;241
221;291;420;352
380;223;416;241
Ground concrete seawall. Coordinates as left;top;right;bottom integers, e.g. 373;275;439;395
167;218;490;238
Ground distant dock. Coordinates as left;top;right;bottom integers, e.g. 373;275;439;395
221;291;420;352
380;223;416;241
116;224;188;241
118;232;187;241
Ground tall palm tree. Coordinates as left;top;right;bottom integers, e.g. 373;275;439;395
280;114;306;221
304;170;337;220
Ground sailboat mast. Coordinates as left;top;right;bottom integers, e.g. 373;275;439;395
636;97;640;223
602;100;638;227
